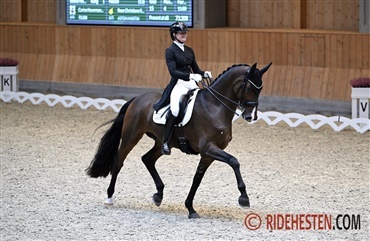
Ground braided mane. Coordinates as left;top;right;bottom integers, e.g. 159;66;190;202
210;64;250;86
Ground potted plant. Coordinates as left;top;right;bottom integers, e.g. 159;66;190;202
350;77;370;119
0;58;19;92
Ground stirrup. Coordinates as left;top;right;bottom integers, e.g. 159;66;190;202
162;143;171;155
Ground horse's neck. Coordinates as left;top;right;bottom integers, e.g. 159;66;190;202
198;72;241;122
211;72;241;101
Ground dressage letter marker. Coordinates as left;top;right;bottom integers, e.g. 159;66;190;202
351;88;370;119
0;65;19;92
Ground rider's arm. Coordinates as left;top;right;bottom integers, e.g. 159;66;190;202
187;47;205;77
165;48;191;81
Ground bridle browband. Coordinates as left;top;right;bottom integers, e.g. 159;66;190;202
202;73;263;117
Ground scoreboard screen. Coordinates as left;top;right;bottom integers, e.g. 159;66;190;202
66;0;193;27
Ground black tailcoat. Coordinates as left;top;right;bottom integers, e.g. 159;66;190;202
153;43;204;111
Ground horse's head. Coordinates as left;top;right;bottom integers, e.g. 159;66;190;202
239;62;272;122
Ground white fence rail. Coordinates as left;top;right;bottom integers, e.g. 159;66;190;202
1;91;369;134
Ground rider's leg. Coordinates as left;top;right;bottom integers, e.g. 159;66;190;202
162;111;176;155
162;80;190;155
170;79;198;116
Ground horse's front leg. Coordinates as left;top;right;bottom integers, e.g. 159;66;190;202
205;145;250;208
185;157;213;219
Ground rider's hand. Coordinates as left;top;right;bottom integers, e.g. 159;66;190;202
204;71;212;79
190;73;202;82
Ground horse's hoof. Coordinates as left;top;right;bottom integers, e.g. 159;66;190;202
238;196;250;208
105;197;114;205
152;193;162;207
188;212;200;219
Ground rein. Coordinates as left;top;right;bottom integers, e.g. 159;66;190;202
202;76;262;117
203;80;240;116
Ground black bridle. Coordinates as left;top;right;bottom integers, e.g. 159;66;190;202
237;75;263;109
202;74;263;117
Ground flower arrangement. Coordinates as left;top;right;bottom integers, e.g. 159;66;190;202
349;77;370;88
0;58;19;66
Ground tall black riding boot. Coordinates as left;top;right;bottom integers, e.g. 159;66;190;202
162;113;176;155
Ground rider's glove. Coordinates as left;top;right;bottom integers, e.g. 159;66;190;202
189;73;202;83
204;71;212;79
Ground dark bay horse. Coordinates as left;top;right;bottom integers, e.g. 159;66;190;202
86;62;272;218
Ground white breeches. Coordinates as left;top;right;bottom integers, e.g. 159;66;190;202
170;79;198;117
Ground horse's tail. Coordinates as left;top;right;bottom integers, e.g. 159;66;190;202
86;98;136;178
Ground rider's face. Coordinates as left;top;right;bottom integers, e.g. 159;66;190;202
175;31;187;43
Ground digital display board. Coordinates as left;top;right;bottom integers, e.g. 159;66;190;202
66;0;193;27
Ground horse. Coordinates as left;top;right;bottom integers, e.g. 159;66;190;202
86;62;272;218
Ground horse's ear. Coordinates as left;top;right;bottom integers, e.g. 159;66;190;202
260;62;272;75
248;63;257;76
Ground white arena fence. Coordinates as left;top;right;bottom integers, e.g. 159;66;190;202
1;91;369;134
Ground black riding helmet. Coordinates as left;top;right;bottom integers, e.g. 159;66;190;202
169;22;189;41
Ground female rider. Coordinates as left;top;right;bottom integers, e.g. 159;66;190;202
153;21;212;155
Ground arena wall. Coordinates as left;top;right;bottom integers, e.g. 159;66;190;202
1;23;369;103
0;0;369;116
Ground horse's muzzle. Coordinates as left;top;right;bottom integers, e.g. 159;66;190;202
240;100;259;122
242;109;253;122
242;106;258;122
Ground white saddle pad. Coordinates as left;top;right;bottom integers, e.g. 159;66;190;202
153;89;200;126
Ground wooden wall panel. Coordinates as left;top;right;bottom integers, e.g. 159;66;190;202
360;34;370;69
227;0;359;31
27;0;55;23
1;24;369;102
237;0;301;29
0;0;21;22
229;0;301;28
306;0;359;31
226;0;240;27
0;0;55;23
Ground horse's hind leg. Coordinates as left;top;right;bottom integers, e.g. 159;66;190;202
106;130;144;205
185;157;214;219
105;152;119;204
141;141;164;206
